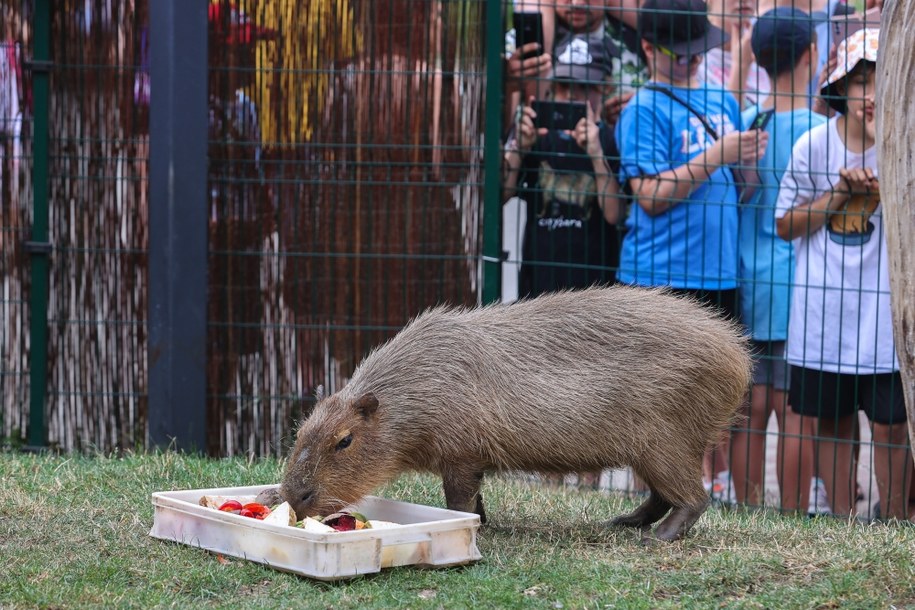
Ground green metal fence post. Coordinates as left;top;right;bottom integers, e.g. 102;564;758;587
25;0;51;450
148;0;209;453
481;0;505;305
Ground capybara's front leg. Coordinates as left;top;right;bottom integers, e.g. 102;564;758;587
442;468;486;523
610;490;672;529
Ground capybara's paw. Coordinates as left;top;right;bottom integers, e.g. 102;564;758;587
650;525;685;542
609;513;650;529
254;486;284;507
639;531;663;546
652;505;703;541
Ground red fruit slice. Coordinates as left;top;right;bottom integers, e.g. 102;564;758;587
241;502;271;520
217;500;243;512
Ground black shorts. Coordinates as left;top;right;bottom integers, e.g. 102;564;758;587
668;288;740;324
789;366;907;426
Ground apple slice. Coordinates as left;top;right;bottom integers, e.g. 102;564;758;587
261;501;296;526
299;517;335;533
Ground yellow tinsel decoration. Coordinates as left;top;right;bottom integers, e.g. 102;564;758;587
237;0;361;145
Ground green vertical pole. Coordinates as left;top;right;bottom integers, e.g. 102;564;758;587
481;0;504;305
27;0;51;449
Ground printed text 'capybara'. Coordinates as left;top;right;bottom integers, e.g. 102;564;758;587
279;286;751;541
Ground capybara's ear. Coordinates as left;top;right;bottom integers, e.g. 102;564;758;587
352;393;379;419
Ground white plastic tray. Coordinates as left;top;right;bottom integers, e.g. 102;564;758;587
149;484;482;581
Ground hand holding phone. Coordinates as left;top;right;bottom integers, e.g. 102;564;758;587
531;100;588;131
749;110;773;132
513;11;545;60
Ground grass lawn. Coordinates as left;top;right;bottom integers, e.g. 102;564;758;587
2;451;914;609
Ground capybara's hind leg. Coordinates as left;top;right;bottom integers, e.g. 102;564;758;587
629;454;707;540
651;499;709;541
443;468;487;523
610;490;672;529
648;472;710;542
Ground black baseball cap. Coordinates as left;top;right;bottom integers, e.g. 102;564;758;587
551;35;618;85
752;8;820;76
638;0;728;57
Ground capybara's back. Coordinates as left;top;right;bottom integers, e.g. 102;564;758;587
281;285;752;541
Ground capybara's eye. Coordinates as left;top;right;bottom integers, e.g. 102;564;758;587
336;434;353;451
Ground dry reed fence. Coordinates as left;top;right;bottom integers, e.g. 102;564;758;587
0;1;31;437
1;0;486;456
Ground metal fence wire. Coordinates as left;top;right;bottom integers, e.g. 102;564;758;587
2;0;486;456
1;0;910;521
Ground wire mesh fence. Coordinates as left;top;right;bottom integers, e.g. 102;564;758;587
501;0;908;521
1;0;911;521
1;0;487;456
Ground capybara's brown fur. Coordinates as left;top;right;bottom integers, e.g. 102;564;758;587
280;285;751;540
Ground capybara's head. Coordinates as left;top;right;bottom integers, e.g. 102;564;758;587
281;391;387;519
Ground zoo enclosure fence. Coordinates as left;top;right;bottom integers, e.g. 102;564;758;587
0;0;907;519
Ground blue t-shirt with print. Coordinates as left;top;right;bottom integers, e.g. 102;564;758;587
616;84;741;289
739;107;827;341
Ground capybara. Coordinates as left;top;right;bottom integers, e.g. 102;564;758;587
277;285;751;541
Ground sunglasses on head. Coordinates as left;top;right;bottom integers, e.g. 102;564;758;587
655;44;699;66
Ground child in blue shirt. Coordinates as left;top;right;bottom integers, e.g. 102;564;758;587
617;0;767;315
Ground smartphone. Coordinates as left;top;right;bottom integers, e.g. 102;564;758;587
749;110;773;132
531;100;588;131
513;11;544;60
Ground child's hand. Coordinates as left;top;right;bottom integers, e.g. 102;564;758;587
573;102;603;159
838;167;880;197
515;98;545;152
506;44;551;86
856;107;877;141
838;167;879;195
813;45;839;117
602;91;634;127
717;129;768;167
733;22;755;69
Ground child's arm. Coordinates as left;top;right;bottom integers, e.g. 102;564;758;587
775;186;850;241
774;140;877;241
727;25;755;110
775;139;828;241
629;130;766;216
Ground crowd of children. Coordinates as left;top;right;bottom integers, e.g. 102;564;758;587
501;0;910;520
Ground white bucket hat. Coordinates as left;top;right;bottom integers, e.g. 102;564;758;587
820;27;880;114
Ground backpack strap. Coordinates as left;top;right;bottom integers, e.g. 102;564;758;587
644;83;720;141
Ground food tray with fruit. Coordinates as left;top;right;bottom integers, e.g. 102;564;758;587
149;484;482;581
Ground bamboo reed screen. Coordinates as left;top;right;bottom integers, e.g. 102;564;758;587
1;0;486;455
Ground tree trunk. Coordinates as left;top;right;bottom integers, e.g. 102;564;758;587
876;1;915;457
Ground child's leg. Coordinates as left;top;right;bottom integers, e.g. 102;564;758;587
730;383;770;505
790;366;859;516
870;421;911;520
865;372;911;520
702;434;731;495
776;404;815;514
765;351;814;512
814;414;858;516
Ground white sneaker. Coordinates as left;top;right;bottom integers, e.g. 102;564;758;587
703;478;713;494
808;477;831;515
712;470;736;505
